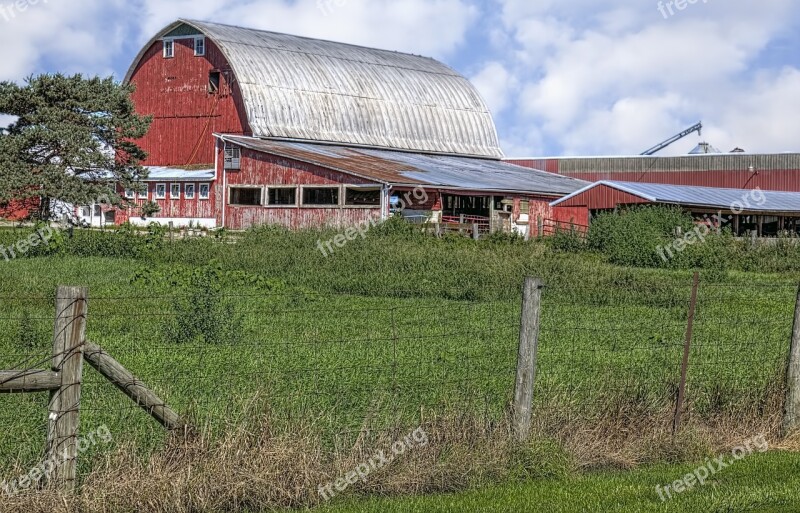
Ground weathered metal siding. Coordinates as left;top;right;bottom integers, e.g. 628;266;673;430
508;155;800;192
221;147;382;230
553;184;651;210
129;37;249;167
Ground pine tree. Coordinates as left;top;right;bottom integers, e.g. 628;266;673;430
0;74;152;219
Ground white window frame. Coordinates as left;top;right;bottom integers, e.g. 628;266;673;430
184;183;196;200
124;188;135;200
163;39;174;58
199;183;211;200
300;185;341;207
343;185;382;208
155;183;167;200
266;186;298;208
170;183;181;200
138;186;149;200
224;143;241;170
194;36;205;56
228;186;264;207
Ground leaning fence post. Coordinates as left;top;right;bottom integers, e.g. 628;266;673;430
782;284;800;437
45;286;88;492
673;272;699;436
513;277;543;442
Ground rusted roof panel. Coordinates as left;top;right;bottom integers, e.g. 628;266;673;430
219;135;588;196
127;20;503;159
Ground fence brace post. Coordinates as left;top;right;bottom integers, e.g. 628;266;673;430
513;277;543;442
45;286;88;492
782;284;800;437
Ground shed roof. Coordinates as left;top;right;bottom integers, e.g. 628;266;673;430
143;167;215;181
552;180;800;212
127;20;503;159
218;135;587;196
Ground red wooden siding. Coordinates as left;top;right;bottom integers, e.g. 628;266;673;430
115;181;216;223
129;37;249;167
0;198;39;221
553;184;651;210
219;146;384;230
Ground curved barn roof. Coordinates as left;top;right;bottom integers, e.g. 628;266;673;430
126;20;503;159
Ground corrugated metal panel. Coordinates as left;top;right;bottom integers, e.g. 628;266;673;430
553;181;800;213
219;135;588;196
126;20;503;159
144;168;215;181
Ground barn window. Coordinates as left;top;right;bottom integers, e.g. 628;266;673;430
229;187;262;206
138;186;148;200
124;188;135;199
344;186;381;207
194;37;205;56
267;187;297;206
185;183;195;199
155;183;166;199
208;71;220;94
199;183;210;200
170;183;181;199
224;143;241;169
163;40;174;58
302;186;340;206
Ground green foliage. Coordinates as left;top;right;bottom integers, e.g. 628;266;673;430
588;206;695;267
0;73;151;218
141;201;162;219
544;226;585;253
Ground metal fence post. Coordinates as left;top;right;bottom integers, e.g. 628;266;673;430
782;284;800;437
673;272;699;435
45;286;88;491
513;277;543;442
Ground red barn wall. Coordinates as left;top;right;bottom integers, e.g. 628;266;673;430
128;37;249;167
0;198;39;221
219;147;384;230
553;184;650;210
115;180;216;224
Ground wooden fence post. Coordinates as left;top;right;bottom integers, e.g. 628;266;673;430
537;216;544;238
45;286;87;492
782;284;800;437
513;277;543;442
673;272;699;435
472;223;480;240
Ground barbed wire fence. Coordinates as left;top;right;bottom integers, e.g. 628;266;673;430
0;274;799;487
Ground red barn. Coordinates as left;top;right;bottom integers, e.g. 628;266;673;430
120;19;587;232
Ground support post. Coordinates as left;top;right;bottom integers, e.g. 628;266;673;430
45;286;88;491
673;272;699;435
472;223;480;240
782;284;800;437
513;277;543;442
537;216;544;238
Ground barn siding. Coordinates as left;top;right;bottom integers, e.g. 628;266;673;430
220;146;383;230
116;180;216;223
129;36;249;167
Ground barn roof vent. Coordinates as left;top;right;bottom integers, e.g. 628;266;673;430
688;142;722;154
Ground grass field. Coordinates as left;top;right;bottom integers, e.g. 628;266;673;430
0;224;798;511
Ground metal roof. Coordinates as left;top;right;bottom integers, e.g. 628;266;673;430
218;135;587;196
143;167;215;181
552;180;800;212
126;20;503;159
506;153;800;173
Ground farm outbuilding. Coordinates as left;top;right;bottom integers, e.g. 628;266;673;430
552;181;800;237
107;19;588;233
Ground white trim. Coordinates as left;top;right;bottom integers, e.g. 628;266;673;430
194;36;205;56
163;39;174;58
343;185;382;208
265;185;298;208
228;185;264;206
184;183;196;199
128;217;217;229
155;183;167;200
170;183;181;200
549;181;655;207
199;182;211;200
300;185;341;207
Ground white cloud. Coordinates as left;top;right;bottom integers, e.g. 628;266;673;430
470;61;518;116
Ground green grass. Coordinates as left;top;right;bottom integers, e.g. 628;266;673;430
312;451;800;512
0;226;798;492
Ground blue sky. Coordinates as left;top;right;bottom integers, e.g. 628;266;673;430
1;0;799;157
